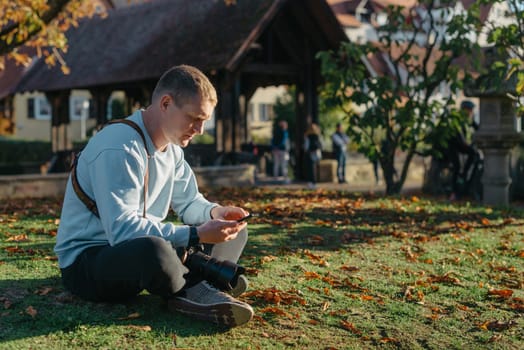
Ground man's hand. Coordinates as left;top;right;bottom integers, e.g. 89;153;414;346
196;206;249;244
196;219;247;244
211;205;248;221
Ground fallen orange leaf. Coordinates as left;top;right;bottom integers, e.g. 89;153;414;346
118;312;141;320
6;234;29;242
1;297;12;309
307;286;321;294
34;287;53;296
5;246;24;254
260;255;277;264
340;320;361;335
488;334;503;343
25;306;37;318
304;271;321;279
126;325;151;331
380;337;399;343
308;235;324;245
340;265;359;272
488;289;513;299
478;320;517;331
321;301;330;311
457;305;470;311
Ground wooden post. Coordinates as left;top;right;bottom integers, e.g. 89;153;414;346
46;90;72;173
89;88;112;126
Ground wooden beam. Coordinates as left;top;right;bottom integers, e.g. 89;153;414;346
226;0;286;72
242;63;299;76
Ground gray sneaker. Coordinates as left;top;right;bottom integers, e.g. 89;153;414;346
168;282;254;328
228;274;248;297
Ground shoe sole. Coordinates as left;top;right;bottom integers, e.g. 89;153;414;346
168;297;253;328
228;275;248;297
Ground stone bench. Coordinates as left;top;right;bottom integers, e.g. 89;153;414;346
0;164;256;199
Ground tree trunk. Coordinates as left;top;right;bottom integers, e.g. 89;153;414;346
382;150;415;195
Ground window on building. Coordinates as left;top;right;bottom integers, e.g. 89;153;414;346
258;103;274;122
70;96;90;120
27;96;52;120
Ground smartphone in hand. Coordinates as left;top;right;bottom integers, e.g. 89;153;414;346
236;213;254;222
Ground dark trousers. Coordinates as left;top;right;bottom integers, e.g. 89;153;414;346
306;157;319;183
446;144;478;195
60;236;188;302
335;151;346;182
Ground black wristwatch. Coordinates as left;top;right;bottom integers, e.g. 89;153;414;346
188;226;200;248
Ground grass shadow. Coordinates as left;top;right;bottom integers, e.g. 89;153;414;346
0;277;233;344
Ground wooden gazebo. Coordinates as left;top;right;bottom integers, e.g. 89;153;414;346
16;0;347;177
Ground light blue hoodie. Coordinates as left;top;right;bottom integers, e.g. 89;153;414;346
54;110;217;268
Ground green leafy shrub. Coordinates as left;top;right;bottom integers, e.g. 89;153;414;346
0;138;52;163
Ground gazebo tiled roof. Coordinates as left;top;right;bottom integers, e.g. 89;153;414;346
0;47;35;99
17;0;282;92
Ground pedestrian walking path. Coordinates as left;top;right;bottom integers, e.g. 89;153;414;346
255;153;427;194
255;175;424;195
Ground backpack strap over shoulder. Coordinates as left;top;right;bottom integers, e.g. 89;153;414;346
71;119;150;218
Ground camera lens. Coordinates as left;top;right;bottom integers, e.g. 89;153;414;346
185;251;245;291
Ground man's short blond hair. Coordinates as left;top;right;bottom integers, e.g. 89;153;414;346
152;65;217;107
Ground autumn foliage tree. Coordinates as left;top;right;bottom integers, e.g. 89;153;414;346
317;0;482;195
0;1;241;74
0;0;101;73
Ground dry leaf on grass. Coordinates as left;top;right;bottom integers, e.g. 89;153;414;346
34;287;53;296
126;325;151;331
6;234;29;242
25;306;37;318
478;320;518;331
340;320;361;335
118;312;141;320
488;289;514;299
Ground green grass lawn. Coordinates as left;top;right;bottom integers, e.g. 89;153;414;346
0;188;523;349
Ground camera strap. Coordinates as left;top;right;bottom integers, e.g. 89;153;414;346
71;119;150;218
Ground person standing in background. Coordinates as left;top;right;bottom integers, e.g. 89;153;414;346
271;120;291;183
331;123;350;184
304;123;322;189
442;100;480;200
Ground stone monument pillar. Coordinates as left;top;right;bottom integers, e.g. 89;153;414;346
473;97;521;206
465;47;524;206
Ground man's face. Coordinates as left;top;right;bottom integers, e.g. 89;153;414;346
161;94;214;147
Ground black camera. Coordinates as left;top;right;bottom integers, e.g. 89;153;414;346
176;245;246;292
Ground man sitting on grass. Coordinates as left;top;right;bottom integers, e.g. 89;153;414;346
54;65;253;328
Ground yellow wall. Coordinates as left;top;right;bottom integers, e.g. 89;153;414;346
248;86;286;142
13;90;97;142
